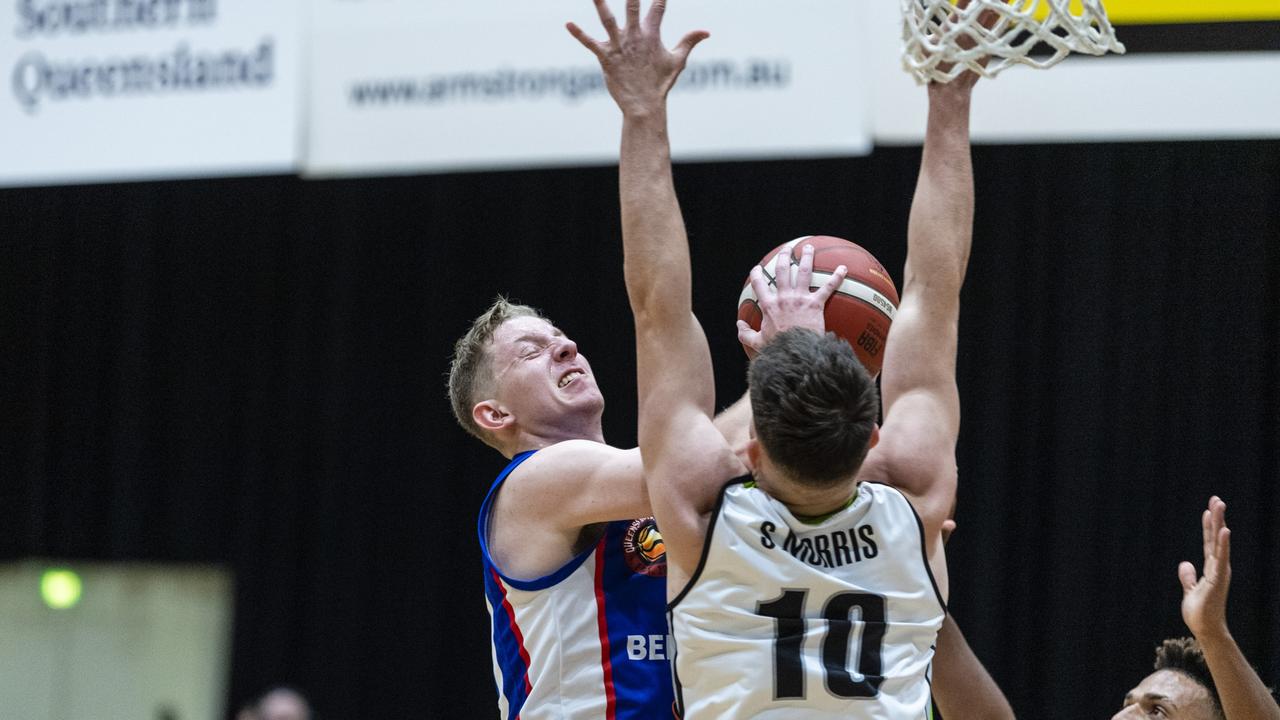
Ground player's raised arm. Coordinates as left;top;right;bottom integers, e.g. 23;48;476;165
1179;497;1280;720
568;0;705;320
865;72;978;549
568;0;739;578
928;520;1015;718
931;614;1016;720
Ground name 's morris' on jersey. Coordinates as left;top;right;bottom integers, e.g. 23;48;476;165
759;520;880;569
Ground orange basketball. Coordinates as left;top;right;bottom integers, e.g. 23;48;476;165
737;236;899;377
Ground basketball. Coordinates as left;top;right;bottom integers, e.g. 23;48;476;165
737;236;900;377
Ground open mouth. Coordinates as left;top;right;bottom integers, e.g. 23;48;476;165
558;370;585;389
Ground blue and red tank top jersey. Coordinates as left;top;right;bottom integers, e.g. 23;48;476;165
479;450;674;719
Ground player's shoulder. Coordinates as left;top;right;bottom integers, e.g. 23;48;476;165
711;476;756;504
857;449;938;500
861;429;958;488
858;478;906;499
849;479;921;522
514;439;635;470
503;439;637;489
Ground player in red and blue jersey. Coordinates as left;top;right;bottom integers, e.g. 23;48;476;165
449;302;749;719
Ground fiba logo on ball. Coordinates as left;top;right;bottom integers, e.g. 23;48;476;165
857;325;886;358
622;518;667;577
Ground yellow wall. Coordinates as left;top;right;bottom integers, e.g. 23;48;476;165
1018;0;1280;24
1104;0;1280;23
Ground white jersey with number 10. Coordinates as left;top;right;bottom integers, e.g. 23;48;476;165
668;480;946;719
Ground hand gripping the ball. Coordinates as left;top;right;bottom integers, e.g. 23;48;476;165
736;243;847;358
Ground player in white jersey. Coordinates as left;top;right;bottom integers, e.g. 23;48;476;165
569;0;984;715
669;478;945;716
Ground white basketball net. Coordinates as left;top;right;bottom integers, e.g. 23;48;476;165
901;0;1126;84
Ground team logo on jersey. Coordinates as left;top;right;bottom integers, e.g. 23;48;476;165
622;518;667;577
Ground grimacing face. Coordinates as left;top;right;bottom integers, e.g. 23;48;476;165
480;316;604;437
1111;669;1218;720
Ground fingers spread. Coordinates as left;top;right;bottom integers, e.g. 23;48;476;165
593;0;621;42
1177;561;1197;594
625;0;641;28
749;265;772;302
737;320;763;354
566;23;604;57
762;249;783;288
1201;508;1213;560
1216;527;1231;571
795;244;815;290
816;265;847;303
646;0;667;29
773;250;791;289
674;29;710;62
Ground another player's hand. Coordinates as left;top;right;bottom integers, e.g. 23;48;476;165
737;244;846;357
1178;496;1232;640
567;0;708;117
941;519;957;545
929;0;998;92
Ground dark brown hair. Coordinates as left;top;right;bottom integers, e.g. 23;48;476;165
748;329;879;487
1154;637;1223;718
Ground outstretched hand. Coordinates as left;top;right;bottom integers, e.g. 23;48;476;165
1179;496;1232;640
737;243;846;357
567;0;708;117
930;0;998;92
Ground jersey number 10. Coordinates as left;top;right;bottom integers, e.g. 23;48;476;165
756;589;886;700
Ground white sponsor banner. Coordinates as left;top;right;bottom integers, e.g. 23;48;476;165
862;2;1280;144
304;0;873;177
2;0;302;187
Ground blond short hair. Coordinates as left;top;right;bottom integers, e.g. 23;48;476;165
447;297;546;442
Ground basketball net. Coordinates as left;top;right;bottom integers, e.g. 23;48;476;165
901;0;1126;84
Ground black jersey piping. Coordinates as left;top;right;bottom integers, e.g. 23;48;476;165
877;482;949;615
667;624;685;719
665;476;748;718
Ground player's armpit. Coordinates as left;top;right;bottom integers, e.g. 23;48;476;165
863;389;958;548
712;393;752;461
641;407;744;580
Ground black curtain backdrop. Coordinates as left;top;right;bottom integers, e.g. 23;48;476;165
2;141;1277;720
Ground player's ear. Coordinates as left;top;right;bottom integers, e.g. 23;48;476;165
744;437;761;473
473;400;514;433
867;424;881;451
